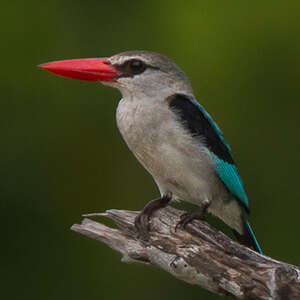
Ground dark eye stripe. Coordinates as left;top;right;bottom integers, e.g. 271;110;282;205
114;59;159;78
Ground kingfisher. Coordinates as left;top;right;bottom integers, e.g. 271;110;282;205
39;51;262;253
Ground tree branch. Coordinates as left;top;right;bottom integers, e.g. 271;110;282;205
71;207;300;299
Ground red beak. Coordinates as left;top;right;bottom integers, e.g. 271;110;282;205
38;58;118;81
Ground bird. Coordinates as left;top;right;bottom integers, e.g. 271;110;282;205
39;50;262;253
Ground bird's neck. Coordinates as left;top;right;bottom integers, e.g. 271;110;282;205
116;94;167;152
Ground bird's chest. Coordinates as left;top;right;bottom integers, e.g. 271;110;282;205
116;99;164;161
117;100;210;180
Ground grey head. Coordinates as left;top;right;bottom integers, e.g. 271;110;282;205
105;51;194;99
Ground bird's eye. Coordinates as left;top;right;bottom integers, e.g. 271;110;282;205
126;59;147;75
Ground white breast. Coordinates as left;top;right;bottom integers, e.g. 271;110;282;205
116;97;223;206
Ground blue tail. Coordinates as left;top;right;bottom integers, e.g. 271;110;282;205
233;217;262;254
242;218;262;254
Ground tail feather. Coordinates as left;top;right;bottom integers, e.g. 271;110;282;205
233;218;262;254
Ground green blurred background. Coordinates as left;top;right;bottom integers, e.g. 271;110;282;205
2;1;300;299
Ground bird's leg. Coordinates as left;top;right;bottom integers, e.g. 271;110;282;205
135;192;172;240
175;199;211;231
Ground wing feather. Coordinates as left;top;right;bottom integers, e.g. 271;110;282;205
168;94;249;211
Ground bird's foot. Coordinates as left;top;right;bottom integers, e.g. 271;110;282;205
175;199;210;231
135;192;172;240
175;212;205;231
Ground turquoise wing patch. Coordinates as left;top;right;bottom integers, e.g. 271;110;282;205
211;153;249;211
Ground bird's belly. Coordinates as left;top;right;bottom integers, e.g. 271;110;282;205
121;129;220;205
131;138;243;232
136;142;217;203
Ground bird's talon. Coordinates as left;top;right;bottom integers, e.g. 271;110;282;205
134;193;172;240
134;213;150;240
175;212;205;231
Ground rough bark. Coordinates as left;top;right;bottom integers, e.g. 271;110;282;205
71;207;300;299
